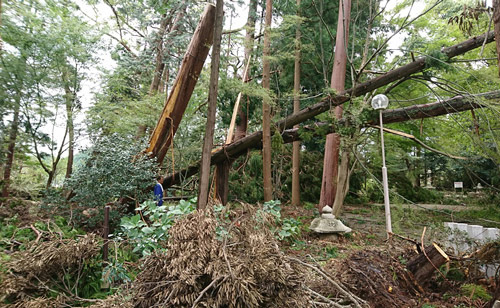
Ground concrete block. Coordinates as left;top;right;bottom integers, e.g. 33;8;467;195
466;224;483;241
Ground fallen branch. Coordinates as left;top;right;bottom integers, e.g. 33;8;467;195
305;285;345;308
370;125;467;160
191;276;225;308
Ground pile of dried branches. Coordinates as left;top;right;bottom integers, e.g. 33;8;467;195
132;207;310;307
0;234;101;304
319;247;419;308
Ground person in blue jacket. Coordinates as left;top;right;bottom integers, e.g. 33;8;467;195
154;175;164;206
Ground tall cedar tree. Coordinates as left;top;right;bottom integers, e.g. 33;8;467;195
319;0;351;212
291;0;301;206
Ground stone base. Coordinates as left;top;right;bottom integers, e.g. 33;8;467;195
310;217;352;234
317;233;339;241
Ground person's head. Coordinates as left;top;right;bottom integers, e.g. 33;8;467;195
156;175;164;184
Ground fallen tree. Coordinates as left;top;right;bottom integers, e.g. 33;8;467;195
146;4;216;165
164;89;500;187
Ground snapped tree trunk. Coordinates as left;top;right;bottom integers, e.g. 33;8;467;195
407;243;449;286
214;0;257;205
197;0;224;209
291;0;302;207
2;100;20;198
319;0;351;211
262;0;273;202
146;4;216;165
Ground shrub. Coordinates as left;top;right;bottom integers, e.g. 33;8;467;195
66;135;157;208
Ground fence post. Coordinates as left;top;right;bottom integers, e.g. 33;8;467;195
102;205;111;290
103;205;110;262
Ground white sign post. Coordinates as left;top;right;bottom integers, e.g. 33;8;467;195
454;181;463;194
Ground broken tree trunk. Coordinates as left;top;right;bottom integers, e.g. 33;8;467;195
146;4;216;165
163;89;500;188
407;242;449;286
162;32;496;187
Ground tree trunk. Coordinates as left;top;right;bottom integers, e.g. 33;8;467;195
291;0;302;207
214;0;257;205
332;148;351;216
319;0;351;211
163;89;500;188
407;243;449;286
2;101;20;198
46;170;54;189
146;4;216;165
262;0;273;202
63;70;75;179
0;0;2;52
235;0;257;140
494;0;500;77
197;0;224;209
215;160;229;205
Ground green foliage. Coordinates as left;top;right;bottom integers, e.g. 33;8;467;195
119;199;196;256
460;283;492;301
66;135;157;209
257;200;302;242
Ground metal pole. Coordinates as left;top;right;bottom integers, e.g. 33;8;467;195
103;205;110;262
379;110;392;235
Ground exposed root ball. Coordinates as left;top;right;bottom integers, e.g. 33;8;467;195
132;207;311;307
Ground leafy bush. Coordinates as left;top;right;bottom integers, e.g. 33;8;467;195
118;198;196;256
66;135;157;209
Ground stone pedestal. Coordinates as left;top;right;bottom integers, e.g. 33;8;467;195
310;205;352;234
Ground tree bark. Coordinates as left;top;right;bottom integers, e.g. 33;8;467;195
2;101;20;198
319;0;351;211
163;89;500;188
63;70;75;179
146;4;216;165
214;0;257;205
494;0;500;77
197;0;224;209
262;0;273;202
407;243;449;286
291;0;302;207
236;0;257;140
0;0;2;52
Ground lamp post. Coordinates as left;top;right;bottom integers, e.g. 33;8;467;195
371;94;392;236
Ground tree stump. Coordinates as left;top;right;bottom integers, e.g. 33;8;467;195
407;242;449;286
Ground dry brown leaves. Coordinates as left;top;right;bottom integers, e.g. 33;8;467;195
0;234;101;302
132;206;311;308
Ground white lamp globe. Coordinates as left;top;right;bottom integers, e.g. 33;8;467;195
371;94;389;110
